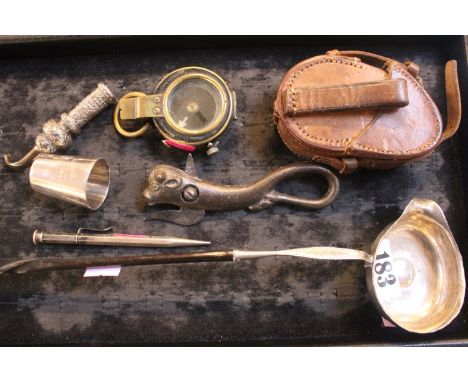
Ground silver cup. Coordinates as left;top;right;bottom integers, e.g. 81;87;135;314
29;154;110;210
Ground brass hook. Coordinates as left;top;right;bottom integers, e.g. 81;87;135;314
2;83;116;171
3;147;42;170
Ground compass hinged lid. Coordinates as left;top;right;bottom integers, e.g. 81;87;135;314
116;67;236;147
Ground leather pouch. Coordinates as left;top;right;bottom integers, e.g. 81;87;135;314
274;50;462;173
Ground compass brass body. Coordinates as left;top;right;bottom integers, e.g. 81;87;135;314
115;67;236;146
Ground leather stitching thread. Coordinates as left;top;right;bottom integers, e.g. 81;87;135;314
344;112;382;154
287;57;442;154
275;115;346;173
291;81;404;112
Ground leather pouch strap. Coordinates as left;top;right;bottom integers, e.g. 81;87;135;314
283;79;408;116
308;155;358;174
327;49;392;66
328;50;420;77
325;51;461;143
441;60;461;142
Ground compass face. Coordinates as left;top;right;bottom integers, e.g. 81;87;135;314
166;77;223;133
154;67;234;146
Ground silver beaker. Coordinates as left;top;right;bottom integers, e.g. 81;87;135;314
29;154;110;210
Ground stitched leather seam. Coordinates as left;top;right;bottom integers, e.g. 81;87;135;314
288;58;441;154
276;115;344;168
289;57;383;144
291;88;297;116
352;65;441;153
291;81;405;113
277;109;414;170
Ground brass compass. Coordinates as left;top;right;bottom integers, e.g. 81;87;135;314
114;67;236;150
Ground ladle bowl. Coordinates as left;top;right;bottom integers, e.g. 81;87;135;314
0;198;464;334
366;199;465;333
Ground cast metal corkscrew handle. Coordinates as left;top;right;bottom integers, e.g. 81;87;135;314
143;154;340;225
3;83;116;170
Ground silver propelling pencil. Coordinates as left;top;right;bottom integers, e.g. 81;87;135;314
32;227;210;248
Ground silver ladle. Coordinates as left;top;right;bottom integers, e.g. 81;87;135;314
234;198;465;333
0;198;464;333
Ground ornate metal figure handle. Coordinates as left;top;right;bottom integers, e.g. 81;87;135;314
143;155;340;225
3;83;116;170
145;160;339;211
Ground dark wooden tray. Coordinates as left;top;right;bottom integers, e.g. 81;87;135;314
0;36;467;345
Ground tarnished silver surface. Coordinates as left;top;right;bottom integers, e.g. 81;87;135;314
40;120;72;151
4;83;116;169
67;83;116;130
29;154;110;210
